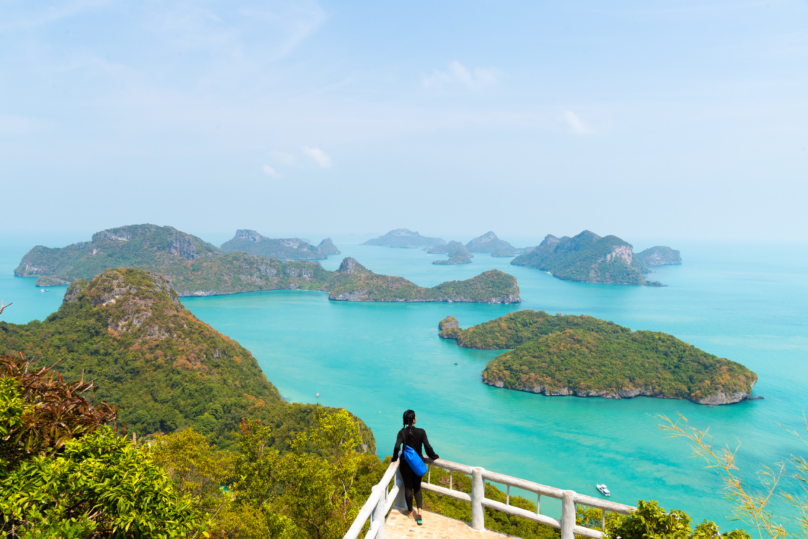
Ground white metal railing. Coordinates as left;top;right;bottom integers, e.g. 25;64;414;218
344;457;634;539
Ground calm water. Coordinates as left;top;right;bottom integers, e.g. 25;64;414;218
2;234;807;531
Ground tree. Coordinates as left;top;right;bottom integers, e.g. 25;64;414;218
0;353;203;538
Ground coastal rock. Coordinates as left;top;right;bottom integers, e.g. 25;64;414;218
438;316;461;339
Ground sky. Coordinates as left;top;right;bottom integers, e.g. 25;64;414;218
1;0;807;244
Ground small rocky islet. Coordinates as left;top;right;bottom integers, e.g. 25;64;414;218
438;311;756;405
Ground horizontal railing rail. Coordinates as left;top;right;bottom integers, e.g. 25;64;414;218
345;457;634;539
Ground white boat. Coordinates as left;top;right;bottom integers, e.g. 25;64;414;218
597;484;610;497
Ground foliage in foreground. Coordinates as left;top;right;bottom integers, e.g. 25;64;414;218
659;413;808;538
0;353;202;538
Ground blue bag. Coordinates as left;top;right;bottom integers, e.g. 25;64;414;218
400;429;428;477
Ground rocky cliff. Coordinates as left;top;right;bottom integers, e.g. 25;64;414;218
221;229;338;260
512;230;662;286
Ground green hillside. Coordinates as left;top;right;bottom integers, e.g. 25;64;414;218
511;230;661;286
0;268;376;450
329;261;519;303
440;310;757;404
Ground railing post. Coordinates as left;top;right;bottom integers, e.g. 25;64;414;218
560;490;575;539
393;467;406;510
471;467;485;531
373;485;386;539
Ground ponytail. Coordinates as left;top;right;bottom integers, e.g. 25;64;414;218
402;409;416;446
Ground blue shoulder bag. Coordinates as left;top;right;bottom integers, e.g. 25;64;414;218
400;428;428;477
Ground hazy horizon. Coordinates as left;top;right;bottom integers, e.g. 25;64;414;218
2;0;806;241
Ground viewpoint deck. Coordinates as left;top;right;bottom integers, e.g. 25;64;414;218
385;509;515;539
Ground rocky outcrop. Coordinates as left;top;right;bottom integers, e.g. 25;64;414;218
483;381;754;404
336;257;370;275
438;316;461;339
317;238;341;255
599;244;633;265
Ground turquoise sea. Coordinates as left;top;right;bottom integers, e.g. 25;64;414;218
2;234;807;531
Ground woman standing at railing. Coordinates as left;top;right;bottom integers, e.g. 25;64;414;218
392;409;439;525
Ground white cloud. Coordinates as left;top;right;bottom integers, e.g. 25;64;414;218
270;150;296;166
564;111;593;135
303;147;332;168
262;164;279;177
422;61;497;90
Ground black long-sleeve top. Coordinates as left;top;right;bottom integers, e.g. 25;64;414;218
392;426;439;462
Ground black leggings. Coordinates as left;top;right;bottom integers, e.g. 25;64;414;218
400;460;423;511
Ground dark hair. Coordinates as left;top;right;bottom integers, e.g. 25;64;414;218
403;410;415;445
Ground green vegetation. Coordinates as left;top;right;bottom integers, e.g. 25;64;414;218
329;264;520;303
220;229;340;260
0;268;376;449
0;353;203;537
440;310;757;404
16;224;514;302
511;230;663;286
591;500;749;538
362;228;445;248
636;246;682;266
433;252;472;265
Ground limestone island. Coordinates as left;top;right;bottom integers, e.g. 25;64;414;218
363;228;445;249
429;241;473;265
14;224;518;303
0;268;375;449
221;229;340;260
329;259;518;303
511;230;663;286
466;232;531;257
636;246;682;266
438;311;757;405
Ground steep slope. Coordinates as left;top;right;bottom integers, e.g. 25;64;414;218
220;229;340;260
438;311;757;404
0;269;376;449
636;246;682;266
511;230;660;286
363;229;445;248
317;238;341;255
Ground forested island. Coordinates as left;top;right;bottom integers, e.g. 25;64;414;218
439;310;757;404
429;240;473;265
220;229;340;260
0;268;374;449
636;245;682;266
363;228;445;248
511;230;662;286
14;224;517;302
329;259;519;302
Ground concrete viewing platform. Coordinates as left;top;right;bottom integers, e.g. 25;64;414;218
385;509;515;539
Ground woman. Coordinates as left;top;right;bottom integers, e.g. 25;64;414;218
392;409;439;525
